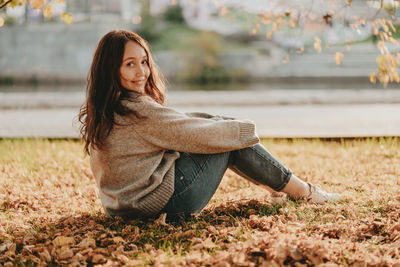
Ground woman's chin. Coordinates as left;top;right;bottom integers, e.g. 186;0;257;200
127;87;144;94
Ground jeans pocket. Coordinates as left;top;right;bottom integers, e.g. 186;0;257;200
173;152;209;198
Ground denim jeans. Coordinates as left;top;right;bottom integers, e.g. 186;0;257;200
159;143;292;219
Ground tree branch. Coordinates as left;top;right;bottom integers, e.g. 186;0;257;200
0;0;13;10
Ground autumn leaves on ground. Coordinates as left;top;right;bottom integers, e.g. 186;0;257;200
0;138;399;266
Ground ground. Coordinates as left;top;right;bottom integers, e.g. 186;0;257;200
0;138;399;266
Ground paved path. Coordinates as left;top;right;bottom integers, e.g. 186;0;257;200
1;103;400;138
1;88;400;108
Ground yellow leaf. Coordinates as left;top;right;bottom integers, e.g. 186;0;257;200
334;52;344;65
61;12;73;24
0;17;4;28
314;36;322;53
54;0;64;3
43;4;53;18
369;73;376;84
297;47;304;54
219;7;229;17
29;0;46;10
377;41;388;54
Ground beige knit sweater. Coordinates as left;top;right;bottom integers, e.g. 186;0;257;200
90;91;259;218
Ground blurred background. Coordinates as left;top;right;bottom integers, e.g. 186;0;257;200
0;0;400;138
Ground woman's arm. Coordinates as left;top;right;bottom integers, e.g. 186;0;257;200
124;96;259;154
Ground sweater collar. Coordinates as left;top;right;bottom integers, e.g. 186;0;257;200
125;89;144;99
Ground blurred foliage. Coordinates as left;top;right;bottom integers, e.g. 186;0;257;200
4;14;16;25
149;24;199;51
136;0;159;43
148;20;248;85
163;4;185;24
177;31;247;84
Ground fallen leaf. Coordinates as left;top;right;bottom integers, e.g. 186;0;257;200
53;236;75;247
79;237;96;249
39;250;51;262
92;254;107;264
113;236;124;244
155;213;168;226
59;249;73;260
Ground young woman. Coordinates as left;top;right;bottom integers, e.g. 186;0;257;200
79;30;340;220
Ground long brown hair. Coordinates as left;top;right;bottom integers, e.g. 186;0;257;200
78;30;166;154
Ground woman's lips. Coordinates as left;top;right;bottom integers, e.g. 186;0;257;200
132;80;145;85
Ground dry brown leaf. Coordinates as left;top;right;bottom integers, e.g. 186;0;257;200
79;237;96;249
39;250;51;262
203;237;219;249
58;248;73;260
154;212;168;226
113;236;124;244
53;236;75;247
92;254;107;264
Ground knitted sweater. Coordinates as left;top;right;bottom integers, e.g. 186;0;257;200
90;91;260;218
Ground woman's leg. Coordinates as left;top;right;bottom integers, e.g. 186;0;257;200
228;143;295;192
160;151;231;219
228;143;311;198
161;142;339;220
228;143;340;201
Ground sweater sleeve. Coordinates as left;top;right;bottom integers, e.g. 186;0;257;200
185;112;236;121
125;96;259;154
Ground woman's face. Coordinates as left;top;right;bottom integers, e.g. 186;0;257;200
119;41;150;94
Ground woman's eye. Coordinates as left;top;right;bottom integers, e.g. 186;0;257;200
142;60;148;65
127;62;134;67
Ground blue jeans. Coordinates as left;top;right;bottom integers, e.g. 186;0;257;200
159;143;292;219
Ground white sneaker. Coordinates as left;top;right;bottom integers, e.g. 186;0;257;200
306;183;341;204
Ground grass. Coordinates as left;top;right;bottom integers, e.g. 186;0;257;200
0;138;399;266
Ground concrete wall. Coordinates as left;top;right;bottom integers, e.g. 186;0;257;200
0;23;282;84
0;23;133;83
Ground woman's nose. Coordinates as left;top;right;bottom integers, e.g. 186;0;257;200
136;65;146;76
